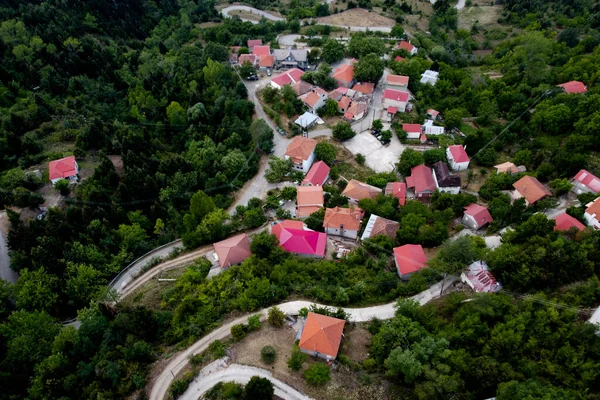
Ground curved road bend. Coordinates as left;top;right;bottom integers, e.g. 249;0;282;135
148;275;458;400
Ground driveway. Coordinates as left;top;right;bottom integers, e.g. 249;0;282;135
181;360;312;400
147;276;458;400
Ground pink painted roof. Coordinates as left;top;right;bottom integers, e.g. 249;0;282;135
213;233;252;268
336;86;349;94
383;89;409;102
253;45;271;56
388;106;398;114
302;161;330;186
406;164;435;195
247;39;262;47
271;68;305;87
402;123;422;133
272;221;327;257
49;156;77;181
557;80;587;94
448;145;469;163
385;182;406;205
573;169;600;193
553;213;585;232
427;109;439;117
394;244;427;275
398;41;415;52
464;203;493;228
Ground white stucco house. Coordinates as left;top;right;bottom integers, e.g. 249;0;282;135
447;145;470;171
284;136;317;173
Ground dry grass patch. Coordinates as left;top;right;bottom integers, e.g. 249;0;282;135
317;9;395;27
458;4;503;31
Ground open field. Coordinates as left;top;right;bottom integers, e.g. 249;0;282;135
458;4;504;31
317;9;395;28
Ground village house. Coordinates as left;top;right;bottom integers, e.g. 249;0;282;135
352;82;375;96
432;161;461;194
427;109;440;120
270;68;305;89
323;206;363;239
252;45;270;57
406;164;436;199
385;182;407;206
247;39;262;50
422;119;445;135
511;175;551;206
447;145;470;171
342;179;381;203
462;203;493;230
461;261;501;293
299;89;327;113
360;214;399;241
393;244;427;280
394;55;405;62
344;102;367;121
337;96;351;113
272;220;327;258
383;89;409;113
553;213;586;232
494;161;525;174
294;112;319;129
402;123;425;142
273;49;309;70
258;54;274;71
292;80;313;96
572;169;600;195
420;70;439;85
328;89;344;101
302;161;330;187
557;80;588;94
332;64;355;88
584;197;600;230
296;186;324;218
238;54;257;67
298;312;345;360
212;233;252;268
386;74;409;91
284;136;317;173
397;40;418;55
49;155;79;185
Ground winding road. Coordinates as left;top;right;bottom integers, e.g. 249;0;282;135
148;275;458;400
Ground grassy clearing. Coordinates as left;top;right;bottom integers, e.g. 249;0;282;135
314;136;377;182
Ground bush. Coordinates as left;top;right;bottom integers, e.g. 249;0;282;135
54;179;70;196
332;122;355;141
168;371;194;399
247;314;261;332
267;307;286;327
304;363;331;386
261;345;277;364
189;354;204;366
244;376;275;399
355;153;366;165
231;324;246;341
208;340;226;359
288;345;307;371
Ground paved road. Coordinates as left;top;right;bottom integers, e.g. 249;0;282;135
0;225;16;284
430;0;466;9
181;360;312;400
221;5;284;23
147;275;458;400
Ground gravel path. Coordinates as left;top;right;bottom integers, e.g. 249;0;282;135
221;5;284;23
147;275;458;400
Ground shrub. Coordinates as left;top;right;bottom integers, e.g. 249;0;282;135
208;340;226;359
247;314;261;332
332;122;355;141
261;345;277;364
288;345;307;371
304;363;331;386
231;324;246;341
168;371;194;399
54;179;70;196
244;376;275;399
189;354;204;366
355;153;366;165
267;307;286;327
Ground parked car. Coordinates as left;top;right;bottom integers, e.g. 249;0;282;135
246;75;259;81
267;69;271;76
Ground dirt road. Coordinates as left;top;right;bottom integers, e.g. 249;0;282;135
0;211;16;284
147;275;458;400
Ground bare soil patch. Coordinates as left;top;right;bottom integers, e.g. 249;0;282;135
228;9;262;22
339;324;371;363
317;9;395;27
458;5;503;31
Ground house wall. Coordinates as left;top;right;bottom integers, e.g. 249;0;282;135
299;152;316;173
383;98;407;112
439;186;460;194
460;272;476;290
573;182;595;195
447;149;469;171
325;226;358;240
387;83;408;92
406;131;420;140
461;214;479;230
510;190;530;206
585;212;600;229
299;348;335;361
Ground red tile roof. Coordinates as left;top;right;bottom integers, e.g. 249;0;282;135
448;145;469;163
386;74;409;86
394;244;427;276
337;96;351;110
383;89;409;102
297;186;324;217
387;106;398;115
394;56;405;62
332;64;354;84
352;82;374;95
557;80;588;94
342;179;381;201
336;86;349;94
427;109;439;118
272;220;327;257
285;136;317;163
292;80;313;96
252;45;270;56
299;312;345;359
512;176;551;204
586;197;600;218
463;203;493;228
301;91;321;108
238;54;257;65
343;112;353;120
406;164;435;195
573;169;600;193
271;68;305;87
247;39;262;48
385;182;406;205
49;156;77;181
346;102;367;118
553;213;585;232
402;123;422;133
398;41;415;53
302;161;330;186
323;206;363;231
259;54;274;67
362;214;399;240
213;233;252;268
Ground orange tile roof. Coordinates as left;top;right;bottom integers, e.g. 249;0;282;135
213;233;252;268
292;80;313;96
386;74;409;86
259;54;274;67
585;197;600;218
285;136;317;163
512;176;551;204
337;96;351;110
323;206;363;231
297;186;324;217
332;64;354;84
342;179;381;201
495;162;520;174
238;54;256;65
252;45;271;56
346;102;367;117
299;312;345;358
301;92;321;108
352;82;374;95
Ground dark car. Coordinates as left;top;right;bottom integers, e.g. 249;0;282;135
246;75;259;81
